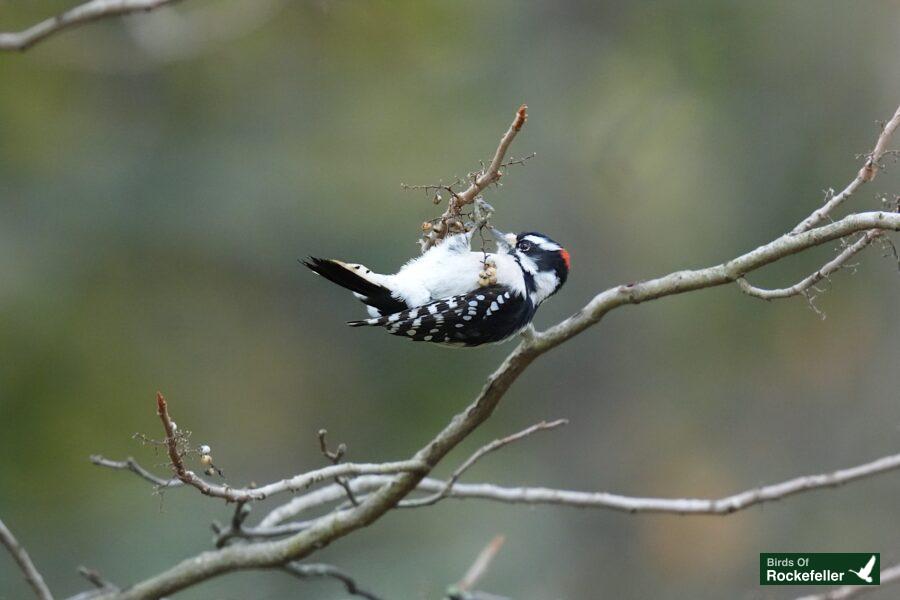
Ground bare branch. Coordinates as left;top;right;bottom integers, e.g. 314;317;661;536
792;104;900;233
318;429;359;506
0;518;53;600
261;447;900;527
737;229;883;300
151;392;426;502
88;104;900;599
795;561;900;599
421;105;528;249
402;419;567;508
89;455;182;489
0;0;183;52
533;211;900;354
454;535;505;594
90;208;900;598
407;449;900;514
282;563;383;600
77;566;117;592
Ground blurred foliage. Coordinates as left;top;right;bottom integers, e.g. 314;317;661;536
1;1;900;599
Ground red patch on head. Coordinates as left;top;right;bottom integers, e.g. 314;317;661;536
559;248;571;270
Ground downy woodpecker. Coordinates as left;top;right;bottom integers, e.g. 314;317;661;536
303;228;570;347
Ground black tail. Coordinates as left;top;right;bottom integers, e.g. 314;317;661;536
302;257;407;315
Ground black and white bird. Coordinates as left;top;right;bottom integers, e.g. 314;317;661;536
303;228;569;347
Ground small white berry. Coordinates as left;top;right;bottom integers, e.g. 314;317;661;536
199;445;211;454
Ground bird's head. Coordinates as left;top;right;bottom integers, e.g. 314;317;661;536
491;228;570;304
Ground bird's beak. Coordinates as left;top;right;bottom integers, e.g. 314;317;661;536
490;227;516;251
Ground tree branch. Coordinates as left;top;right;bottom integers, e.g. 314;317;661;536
251;447;900;527
89;208;900;599
402;419;567;508
737;229;882;300
532;211;899;354
0;0;183;52
421;105;528;249
282;563;382;600
89;455;182;488
152;392;426;502
452;535;505;596
88;105;900;599
791;104;900;234
0;518;53;600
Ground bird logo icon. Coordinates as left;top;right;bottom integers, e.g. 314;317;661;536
848;555;877;583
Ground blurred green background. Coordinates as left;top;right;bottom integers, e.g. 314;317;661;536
2;1;900;599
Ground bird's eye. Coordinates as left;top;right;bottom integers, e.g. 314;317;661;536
516;241;532;252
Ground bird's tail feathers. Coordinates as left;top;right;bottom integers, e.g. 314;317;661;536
302;257;408;315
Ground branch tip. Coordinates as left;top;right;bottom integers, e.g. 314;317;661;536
513;104;527;131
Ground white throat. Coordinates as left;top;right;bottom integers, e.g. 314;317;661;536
516;253;560;306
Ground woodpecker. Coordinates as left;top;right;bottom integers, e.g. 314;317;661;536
303;228;570;347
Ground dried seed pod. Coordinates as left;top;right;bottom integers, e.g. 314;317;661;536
478;276;491;287
422;221;432;231
433;192;442;204
485;266;497;278
200;454;213;466
205;467;217;476
478;270;489;280
447;218;464;232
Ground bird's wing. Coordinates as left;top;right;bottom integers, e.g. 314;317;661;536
862;555;876;576
348;285;532;346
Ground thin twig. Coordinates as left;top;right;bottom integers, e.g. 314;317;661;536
0;0;183;52
318;429;359;506
151;393;426;502
282;563;383;600
795;561;900;599
421;105;528;249
737;229;883;300
455;535;505;594
402;419;567;508
792;104;900;234
77;566;118;593
0;518;54;600
89;455;182;489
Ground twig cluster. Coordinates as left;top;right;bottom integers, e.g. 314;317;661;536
412;105;529;250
